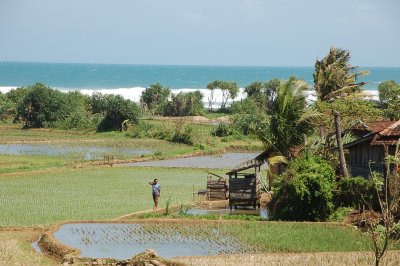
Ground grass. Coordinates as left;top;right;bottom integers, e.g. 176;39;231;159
176;251;400;266
128;216;372;252
0;155;66;174
223;222;370;252
0;230;55;266
0;166;216;227
0;123;262;168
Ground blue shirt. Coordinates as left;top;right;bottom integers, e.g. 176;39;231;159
152;183;160;195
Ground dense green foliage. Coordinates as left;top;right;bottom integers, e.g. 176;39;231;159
140;83;171;115
271;155;336;221
313;98;383;136
262;77;312;157
334;176;380;209
378;80;400;120
211;122;235;137
96;94;140;131
5;84;141;131
16;83;73;127
0;93;14;120
314;47;367;101
231;97;268;136
164;91;204;116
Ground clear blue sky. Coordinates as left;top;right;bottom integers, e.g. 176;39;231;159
0;0;399;66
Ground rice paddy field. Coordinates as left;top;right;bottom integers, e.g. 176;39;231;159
1;123;400;265
0;166;209;227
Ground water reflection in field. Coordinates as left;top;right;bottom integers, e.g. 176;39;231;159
184;206;269;219
53;223;259;259
0;144;152;160
123;152;260;169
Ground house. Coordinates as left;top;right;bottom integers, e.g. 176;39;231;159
343;120;400;178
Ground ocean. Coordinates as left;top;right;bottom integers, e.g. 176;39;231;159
1;61;399;104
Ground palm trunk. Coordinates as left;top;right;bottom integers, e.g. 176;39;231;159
334;111;349;178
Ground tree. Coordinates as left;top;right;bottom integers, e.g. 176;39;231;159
258;76;312;158
378;80;400;120
244;81;263;97
164;91;204;116
206;80;239;110
364;142;400;266
0;93;14;120
16;83;72;128
206;80;220;112
97;95;140;131
221;81;239;109
263;78;280;111
334;111;349;177
313;47;369;174
231;97;268;136
270;154;336;221
314;47;368;101
140;83;171;115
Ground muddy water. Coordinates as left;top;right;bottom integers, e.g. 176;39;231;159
123;152;260;169
53;223;257;259
184;207;269;219
31;242;42;254
0;144;152;160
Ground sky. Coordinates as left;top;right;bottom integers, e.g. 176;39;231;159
0;0;399;66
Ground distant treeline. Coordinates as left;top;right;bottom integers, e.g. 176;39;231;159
0;76;399;132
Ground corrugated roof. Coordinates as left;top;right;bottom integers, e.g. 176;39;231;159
351;121;396;133
379;120;400;136
345;120;400;148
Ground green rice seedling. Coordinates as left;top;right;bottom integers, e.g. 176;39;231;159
0;167;206;227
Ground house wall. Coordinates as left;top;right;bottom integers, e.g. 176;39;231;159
348;142;385;178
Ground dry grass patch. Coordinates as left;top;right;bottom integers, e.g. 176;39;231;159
176;251;400;266
0;229;56;266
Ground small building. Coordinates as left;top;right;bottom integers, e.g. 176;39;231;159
206;176;228;201
226;151;270;209
343;120;400;178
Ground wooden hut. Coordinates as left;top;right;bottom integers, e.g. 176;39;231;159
206;176;228;201
343;120;400;178
226;153;266;209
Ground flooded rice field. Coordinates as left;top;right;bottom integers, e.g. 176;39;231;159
123;152;260;169
184;206;269;219
53;223;260;259
0;144;153;160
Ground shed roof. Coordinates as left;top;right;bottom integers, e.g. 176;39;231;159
226;148;272;175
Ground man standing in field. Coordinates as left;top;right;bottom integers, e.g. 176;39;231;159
149;178;161;210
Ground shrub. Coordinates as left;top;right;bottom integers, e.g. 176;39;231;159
0;93;14;120
16;83;72;128
140;83;171;115
270;154;335;221
171;121;194;145
211;122;234;137
96;95;140;131
334;176;381;210
164;91;204;116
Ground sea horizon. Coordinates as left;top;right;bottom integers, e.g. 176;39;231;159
1;61;400;105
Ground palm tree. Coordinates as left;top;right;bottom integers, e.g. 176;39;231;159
257;76;312;158
313;47;369;177
314;47;368;102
